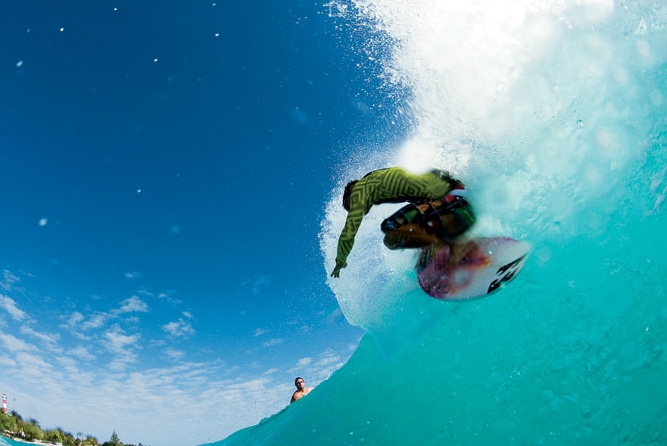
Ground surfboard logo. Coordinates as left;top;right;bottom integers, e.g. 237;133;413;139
487;254;528;294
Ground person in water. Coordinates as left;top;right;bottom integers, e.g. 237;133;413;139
290;377;311;403
330;167;475;278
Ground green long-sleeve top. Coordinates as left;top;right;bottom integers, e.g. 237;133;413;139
335;167;452;266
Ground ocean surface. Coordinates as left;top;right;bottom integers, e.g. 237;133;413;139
206;1;667;445
1;437;43;446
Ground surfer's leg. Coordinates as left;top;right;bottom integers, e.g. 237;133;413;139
380;203;421;232
416;243;446;270
382;202;443;249
417;244;453;297
429;198;476;240
431;243;452;270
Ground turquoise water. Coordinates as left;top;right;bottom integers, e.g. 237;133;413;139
209;1;667;445
1;436;29;446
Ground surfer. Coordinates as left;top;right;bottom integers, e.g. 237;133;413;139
290;377;311;403
330;167;475;278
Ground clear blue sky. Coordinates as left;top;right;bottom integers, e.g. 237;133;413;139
0;1;397;444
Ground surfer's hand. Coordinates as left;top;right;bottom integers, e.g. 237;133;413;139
330;261;347;278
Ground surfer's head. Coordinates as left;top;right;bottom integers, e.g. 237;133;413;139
342;180;357;211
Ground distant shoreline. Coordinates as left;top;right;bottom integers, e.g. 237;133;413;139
1;434;58;446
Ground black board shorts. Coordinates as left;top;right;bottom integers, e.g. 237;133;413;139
380;193;475;242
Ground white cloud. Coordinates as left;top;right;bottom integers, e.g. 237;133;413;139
55;355;81;375
62;312;100;340
254;328;268;337
82;313;110;330
162;318;195;338
309;349;345;381
108;356;135;371
0;333;36;352
103;326;140;370
297;357;313;367
0;294;28;321
288;349;346;385
69;346;95;361
20;326;60;346
14;351;55;375
117;296;149;313
141;289;183;305
262;338;283;348
0;355;17;368
2;270;21;291
163;348;185;360
104;326;140;354
67;311;85;326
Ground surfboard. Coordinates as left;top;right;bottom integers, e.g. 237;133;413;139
416;237;530;300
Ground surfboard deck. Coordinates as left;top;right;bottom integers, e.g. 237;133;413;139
416;237;530;301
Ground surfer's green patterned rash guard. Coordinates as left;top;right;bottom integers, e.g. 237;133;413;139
335;167;452;266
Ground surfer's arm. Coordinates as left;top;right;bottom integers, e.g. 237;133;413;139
331;206;364;277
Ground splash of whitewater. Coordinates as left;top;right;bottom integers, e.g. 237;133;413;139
214;1;667;444
322;0;667;334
